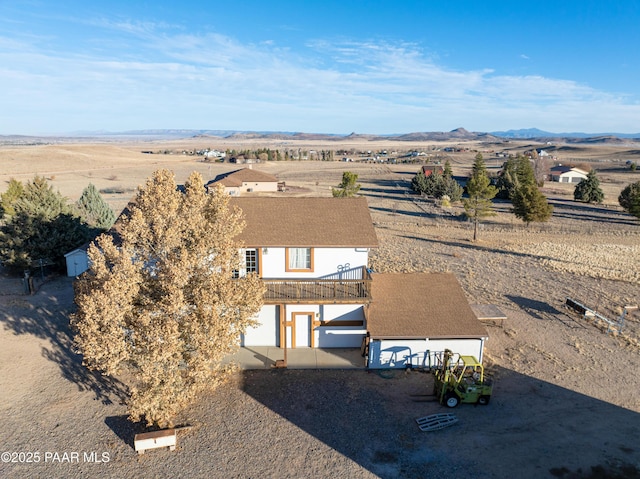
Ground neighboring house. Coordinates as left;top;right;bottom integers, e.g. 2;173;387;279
550;166;588;183
206;168;279;195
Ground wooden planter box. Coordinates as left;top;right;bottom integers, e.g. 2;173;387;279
134;428;177;454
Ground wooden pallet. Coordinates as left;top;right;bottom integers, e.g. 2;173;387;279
416;413;459;431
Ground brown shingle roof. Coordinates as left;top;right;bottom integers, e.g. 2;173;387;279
207;168;278;187
231;197;378;247
367;273;488;339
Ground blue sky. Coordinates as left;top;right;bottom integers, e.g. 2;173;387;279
2;0;640;135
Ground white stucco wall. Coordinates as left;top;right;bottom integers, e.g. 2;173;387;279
316;327;367;348
368;338;485;369
428;339;485;363
241;305;278;347
552;170;587;183
558;173;586;183
321;304;364;322
241;303;368;348
368;339;428;369
316;304;366;348
241;181;278;192
260;247;369;279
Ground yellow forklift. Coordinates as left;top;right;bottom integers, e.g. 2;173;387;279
433;349;492;408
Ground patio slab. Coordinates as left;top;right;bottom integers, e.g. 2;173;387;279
225;347;365;370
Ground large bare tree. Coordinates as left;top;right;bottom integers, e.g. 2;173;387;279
72;169;264;427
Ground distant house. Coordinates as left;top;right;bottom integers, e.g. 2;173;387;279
205;168;279;195
205;150;226;159
550;166;588;183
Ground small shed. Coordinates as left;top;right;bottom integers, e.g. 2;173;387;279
366;273;488;369
550;166;588;183
64;244;90;277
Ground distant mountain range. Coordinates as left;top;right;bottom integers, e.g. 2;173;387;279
5;127;640;143
491;128;640;139
99;127;640;142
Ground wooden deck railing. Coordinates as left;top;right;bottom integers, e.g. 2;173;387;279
261;266;372;303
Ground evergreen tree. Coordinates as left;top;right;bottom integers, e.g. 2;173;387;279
72;170;264;427
16;175;71;219
495;157;519;199
464;154;498;241
515;155;536;186
411;170;430;194
0;176;92;271
0;178;24;219
332;171;361;197
411;169;463;202
76;183;116;230
443;160;453;177
511;157;553;224
438;174;464;202
511;183;553;225
573;169;604;203
618;181;640;219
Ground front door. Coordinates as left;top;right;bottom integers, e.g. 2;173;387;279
291;312;312;348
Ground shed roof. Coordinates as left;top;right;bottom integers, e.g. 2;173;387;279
367;273;488;339
207;168;278;188
231;197;378;247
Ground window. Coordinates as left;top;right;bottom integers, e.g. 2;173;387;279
245;249;257;274
286;247;313;272
233;248;258;278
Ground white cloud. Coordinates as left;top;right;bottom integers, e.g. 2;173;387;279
0;21;639;134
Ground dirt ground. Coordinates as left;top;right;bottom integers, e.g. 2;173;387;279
1;139;640;478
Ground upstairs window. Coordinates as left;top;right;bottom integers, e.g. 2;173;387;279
233;248;258;278
245;249;257;274
286;247;313;272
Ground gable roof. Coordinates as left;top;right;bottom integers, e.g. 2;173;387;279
207;168;278;188
231;197;378;247
367;273;488;339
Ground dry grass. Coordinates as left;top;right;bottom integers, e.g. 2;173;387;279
1;138;640;478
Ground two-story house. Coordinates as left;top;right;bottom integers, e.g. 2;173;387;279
231;197;489;368
66;194;490;369
231;197;377;350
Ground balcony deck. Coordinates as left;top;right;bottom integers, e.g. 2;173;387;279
262;266;372;304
